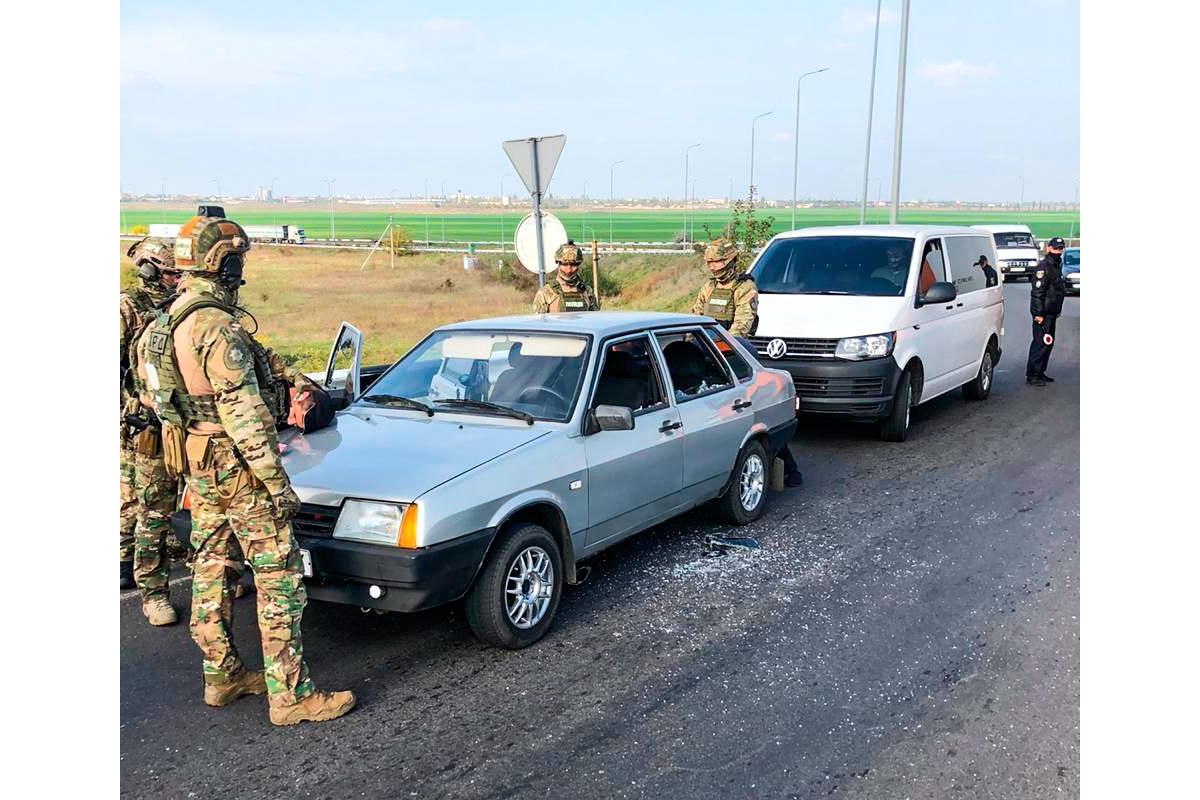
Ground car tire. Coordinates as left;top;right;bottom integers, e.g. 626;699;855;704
717;439;770;525
465;523;563;650
879;369;913;442
962;345;995;401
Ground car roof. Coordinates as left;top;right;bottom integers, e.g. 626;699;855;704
771;224;996;240
440;310;713;337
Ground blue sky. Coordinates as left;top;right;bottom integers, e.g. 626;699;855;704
120;0;1078;202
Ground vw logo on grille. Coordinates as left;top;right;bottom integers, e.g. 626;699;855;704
765;338;788;359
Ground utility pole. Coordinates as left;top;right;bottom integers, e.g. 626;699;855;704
889;0;912;224
500;173;509;252
792;68;828;229
684;143;701;244
325;178;336;240
860;0;883;224
609;160;624;245
750;111;774;201
160;177;167;223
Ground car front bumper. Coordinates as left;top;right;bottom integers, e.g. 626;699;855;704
168;510;495;613
762;356;905;419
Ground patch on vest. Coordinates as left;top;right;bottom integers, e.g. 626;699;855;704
147;330;169;355
224;342;249;371
565;299;586;309
709;298;729;307
174;238;192;261
145;362;160;390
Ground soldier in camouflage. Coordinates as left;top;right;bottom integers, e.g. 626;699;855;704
121;237;182;592
691;238;759;338
135;214;354;725
531;241;599;313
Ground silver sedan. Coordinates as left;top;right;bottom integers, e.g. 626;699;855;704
285;311;797;648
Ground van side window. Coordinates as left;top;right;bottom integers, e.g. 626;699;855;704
917;239;946;296
945;236;996;294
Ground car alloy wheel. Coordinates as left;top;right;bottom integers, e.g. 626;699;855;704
981;351;993;392
739;452;765;512
505;546;555;629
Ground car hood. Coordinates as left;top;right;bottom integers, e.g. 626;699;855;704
281;409;552;505
755;293;910;338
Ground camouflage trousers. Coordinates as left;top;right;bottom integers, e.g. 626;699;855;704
187;434;314;706
132;450;179;601
119;440;137;562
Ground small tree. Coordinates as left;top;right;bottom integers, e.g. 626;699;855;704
701;186;776;271
384;225;414;256
130;224;149;235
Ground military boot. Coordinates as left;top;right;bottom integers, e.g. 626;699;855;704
269;690;357;726
141;596;178;626
204;670;267;707
120;560;134;590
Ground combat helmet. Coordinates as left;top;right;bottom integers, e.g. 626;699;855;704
555;241;584;266
704;237;740;280
173;215;251;273
126;236;177;283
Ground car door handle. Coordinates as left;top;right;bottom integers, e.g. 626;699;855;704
733;399;752;411
659;420;682;432
956;302;964;307
944;305;954;310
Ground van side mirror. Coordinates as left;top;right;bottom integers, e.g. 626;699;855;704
585;405;634;435
919;281;957;306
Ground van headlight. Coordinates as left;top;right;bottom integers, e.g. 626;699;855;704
333;499;406;545
835;332;895;361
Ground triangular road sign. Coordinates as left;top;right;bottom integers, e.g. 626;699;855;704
502;135;566;196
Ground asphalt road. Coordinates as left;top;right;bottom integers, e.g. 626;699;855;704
120;281;1080;799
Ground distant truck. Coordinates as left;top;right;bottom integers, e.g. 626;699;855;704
972;224;1040;282
143;222;306;245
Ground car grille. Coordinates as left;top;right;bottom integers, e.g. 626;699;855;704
794;377;886;397
292;503;341;537
748;336;839;360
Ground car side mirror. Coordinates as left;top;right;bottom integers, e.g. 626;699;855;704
586;404;634;434
919;281;957;306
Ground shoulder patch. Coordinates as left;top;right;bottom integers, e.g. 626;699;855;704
221;330;250;371
1036;270;1045;278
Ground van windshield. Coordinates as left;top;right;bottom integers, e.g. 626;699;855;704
751;236;914;297
993;231;1037;248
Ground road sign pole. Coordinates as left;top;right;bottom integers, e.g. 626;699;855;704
530;138;547;288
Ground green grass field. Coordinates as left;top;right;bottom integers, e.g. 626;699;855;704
121;206;1079;242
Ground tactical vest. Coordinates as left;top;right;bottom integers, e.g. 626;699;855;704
703;275;757;334
549;281;592;312
144;298;288;430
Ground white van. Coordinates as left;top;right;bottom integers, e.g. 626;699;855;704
745;225;1004;441
973;224;1040;281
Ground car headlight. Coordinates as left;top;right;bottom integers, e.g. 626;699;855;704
835;332;895;361
333;499;414;546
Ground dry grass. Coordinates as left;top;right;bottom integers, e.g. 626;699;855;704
119;241;700;370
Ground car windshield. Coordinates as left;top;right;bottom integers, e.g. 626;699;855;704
751;236;915;297
993;231;1037;248
361;330;590;422
1063;249;1080;267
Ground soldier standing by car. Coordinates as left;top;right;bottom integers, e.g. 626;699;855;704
531;241;599;313
135;213;354;725
1026;236;1068;386
695;239;803;488
120;237;183;592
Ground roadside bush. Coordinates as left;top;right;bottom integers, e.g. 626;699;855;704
130;224;148;235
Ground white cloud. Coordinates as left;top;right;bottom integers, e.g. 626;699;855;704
121;24;405;88
918;60;998;87
423;17;471;33
839;6;899;36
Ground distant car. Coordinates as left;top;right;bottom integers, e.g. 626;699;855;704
234;313;796;650
1062;247;1080;294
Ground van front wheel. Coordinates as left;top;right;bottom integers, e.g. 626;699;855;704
879;370;913;442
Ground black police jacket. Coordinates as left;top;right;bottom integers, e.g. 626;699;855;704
1030;254;1067;317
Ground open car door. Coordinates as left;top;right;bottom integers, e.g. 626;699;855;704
323;322;363;410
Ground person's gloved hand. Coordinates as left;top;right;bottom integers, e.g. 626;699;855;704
270;485;301;521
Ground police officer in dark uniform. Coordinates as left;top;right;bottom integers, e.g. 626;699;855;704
1026;236;1068;386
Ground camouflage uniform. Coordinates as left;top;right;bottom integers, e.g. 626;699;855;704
120;238;178;581
136;215;352;722
532;242;599;313
691;238;759;337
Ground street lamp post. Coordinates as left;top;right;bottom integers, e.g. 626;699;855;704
581;179;588;241
440;180;446;243
271;177;280;224
750;111;774;201
684;143;702;244
691;177;699;242
889;0;912;224
212;179;222;202
609;160;624;245
1019;176;1025;212
860;0;883;224
160;177;167;223
792;68;829;229
325;178;336;240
